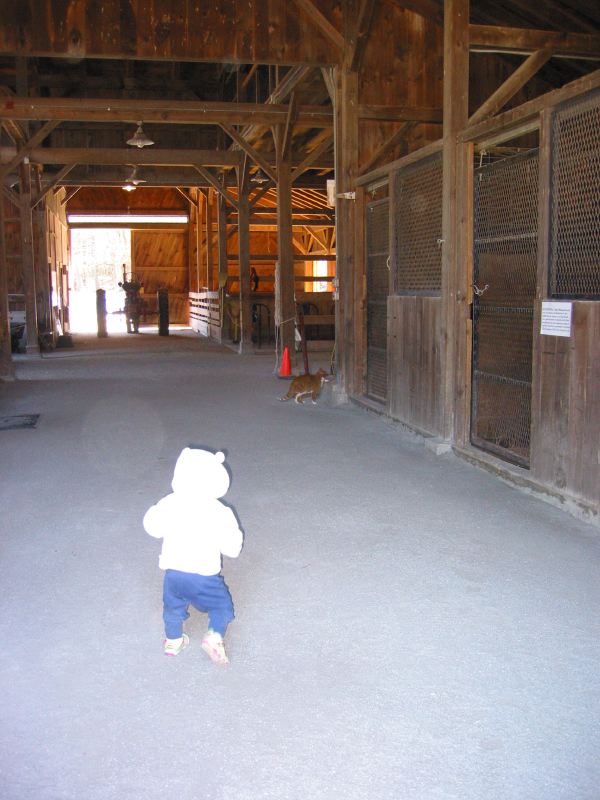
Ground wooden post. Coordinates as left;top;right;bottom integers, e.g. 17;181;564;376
217;190;228;283
275;125;296;362
334;3;360;395
206;189;214;290
0;195;15;378
217;189;228;342
19;161;39;354
237;165;252;351
441;0;470;441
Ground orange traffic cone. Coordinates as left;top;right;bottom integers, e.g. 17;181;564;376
279;346;292;378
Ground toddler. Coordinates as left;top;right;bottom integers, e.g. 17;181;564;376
143;447;243;665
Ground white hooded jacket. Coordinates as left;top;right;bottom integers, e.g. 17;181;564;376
143;448;243;576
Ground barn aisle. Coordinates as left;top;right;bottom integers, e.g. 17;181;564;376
1;332;599;800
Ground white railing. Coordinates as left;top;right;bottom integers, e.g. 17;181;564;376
189;291;221;340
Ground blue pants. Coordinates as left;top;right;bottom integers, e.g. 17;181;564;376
162;570;235;639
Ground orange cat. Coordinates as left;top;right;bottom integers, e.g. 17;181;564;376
279;369;330;405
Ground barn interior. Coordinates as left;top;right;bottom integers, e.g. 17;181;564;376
3;1;599;514
1;3;600;799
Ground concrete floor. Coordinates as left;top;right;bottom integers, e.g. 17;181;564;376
1;330;599;800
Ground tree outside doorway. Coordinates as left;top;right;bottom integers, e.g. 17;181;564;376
69;229;131;333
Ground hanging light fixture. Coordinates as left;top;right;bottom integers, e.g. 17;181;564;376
129;165;146;185
126;121;154;148
122;183;136;192
251;168;269;184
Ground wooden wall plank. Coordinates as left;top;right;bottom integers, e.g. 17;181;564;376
387;295;443;435
0;0;341;66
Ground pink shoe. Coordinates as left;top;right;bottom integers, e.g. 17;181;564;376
201;630;229;665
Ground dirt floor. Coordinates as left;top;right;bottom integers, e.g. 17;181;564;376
1;330;599;800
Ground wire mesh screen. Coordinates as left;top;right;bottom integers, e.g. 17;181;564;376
472;150;539;467
366;199;389;402
393;155;443;293
550;88;600;298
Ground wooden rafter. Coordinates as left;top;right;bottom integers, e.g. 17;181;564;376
0;97;333;128
32;164;74;208
289;0;344;53
0;147;242;167
219;124;277;181
348;0;378;72
359;121;417;175
0;120;59;180
193;166;239;211
358;105;443;123
469;47;555;125
470;24;600;60
291;134;334;182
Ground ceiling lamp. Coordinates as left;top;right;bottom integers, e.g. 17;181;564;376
126;121;154;148
251;168;269;184
129;166;146;185
122;183;136;192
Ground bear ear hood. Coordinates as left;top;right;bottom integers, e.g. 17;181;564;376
171;447;230;498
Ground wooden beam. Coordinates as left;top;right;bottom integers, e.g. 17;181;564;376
358;104;443;123
289;0;344;53
0;120;59;180
219;124;277;182
348;0;378;73
2;184;20;207
0;180;14;378
469;24;600;60
32;164;75;208
0;97;333;128
469;48;554;126
237;169;252;350
18;162;39;353
193;166;239;211
441;0;470;441
281;93;298;163
321;67;336;104
275;124;297;360
359;121;417;175
291;135;334;182
459;67;600;146
0;4;340;67
0;147;243;167
61;186;81;205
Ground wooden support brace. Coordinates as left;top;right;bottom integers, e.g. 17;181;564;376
0;120;59;181
468;48;555;125
32;164;74;208
289;0;344;53
193;165;239;211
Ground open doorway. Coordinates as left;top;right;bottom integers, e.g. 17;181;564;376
69;229;131;333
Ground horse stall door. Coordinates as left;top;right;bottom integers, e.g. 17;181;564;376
471;151;539;467
365;198;390;403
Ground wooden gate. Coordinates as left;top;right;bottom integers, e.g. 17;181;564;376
365;198;390;402
471;151;539;467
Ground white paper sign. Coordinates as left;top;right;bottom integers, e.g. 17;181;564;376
540;301;572;337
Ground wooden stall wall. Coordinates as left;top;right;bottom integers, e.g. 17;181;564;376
387;295;443;437
358;5;443;173
132;230;188;324
531;303;600;508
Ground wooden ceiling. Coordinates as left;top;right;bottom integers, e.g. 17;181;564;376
0;1;599;200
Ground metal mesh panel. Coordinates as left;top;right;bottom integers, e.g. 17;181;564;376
550;89;600;298
472;151;538;467
366;199;389;402
393;155;443;293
